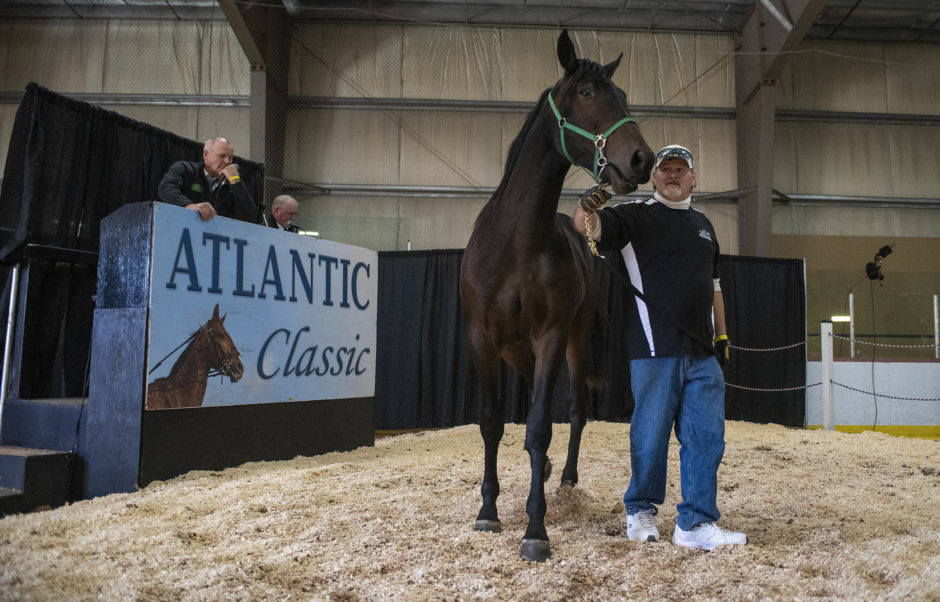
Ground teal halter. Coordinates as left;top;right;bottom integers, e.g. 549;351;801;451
547;90;636;184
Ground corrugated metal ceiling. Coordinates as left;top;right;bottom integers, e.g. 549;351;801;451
0;1;937;43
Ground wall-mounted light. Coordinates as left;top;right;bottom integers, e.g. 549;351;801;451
831;315;851;322
865;244;894;281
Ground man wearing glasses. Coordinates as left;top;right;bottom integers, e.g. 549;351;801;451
573;144;746;550
268;194;302;233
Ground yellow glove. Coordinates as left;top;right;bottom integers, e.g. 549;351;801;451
578;187;611;214
714;334;729;368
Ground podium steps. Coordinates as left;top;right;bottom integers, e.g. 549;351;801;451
0;398;85;515
0;446;74;515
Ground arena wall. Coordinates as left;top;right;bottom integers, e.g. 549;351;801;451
805;360;940;437
0;19;937;361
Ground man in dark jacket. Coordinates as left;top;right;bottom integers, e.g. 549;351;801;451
269;194;301;232
158;137;260;223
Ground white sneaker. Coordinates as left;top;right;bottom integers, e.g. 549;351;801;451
626;509;660;542
672;522;747;550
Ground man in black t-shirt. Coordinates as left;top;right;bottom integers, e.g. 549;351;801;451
158;137;260;224
573;144;746;550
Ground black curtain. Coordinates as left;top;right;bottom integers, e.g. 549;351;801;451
720;256;806;426
0;83;264;398
376;250;806;429
375;251;536;429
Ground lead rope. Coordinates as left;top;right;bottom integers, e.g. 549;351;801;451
148;330;198;375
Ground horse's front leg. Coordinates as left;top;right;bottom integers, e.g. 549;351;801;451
520;332;566;562
470;331;504;533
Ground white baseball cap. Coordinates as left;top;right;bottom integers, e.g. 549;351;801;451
654;144;694;170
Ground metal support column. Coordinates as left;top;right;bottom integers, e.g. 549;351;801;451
734;0;827;257
736;82;776;257
219;0;291;216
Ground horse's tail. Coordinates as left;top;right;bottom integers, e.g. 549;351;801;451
555;212;606;392
555;210;603;318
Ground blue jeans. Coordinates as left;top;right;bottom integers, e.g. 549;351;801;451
623;355;726;531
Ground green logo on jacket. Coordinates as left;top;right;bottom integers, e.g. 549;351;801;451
191;183;204;193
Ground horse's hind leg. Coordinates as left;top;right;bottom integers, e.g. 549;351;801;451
560;337;590;487
470;331;504;533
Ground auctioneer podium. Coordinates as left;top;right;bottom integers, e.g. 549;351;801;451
79;202;377;498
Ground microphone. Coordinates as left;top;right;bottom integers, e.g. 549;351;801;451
285;220;301;233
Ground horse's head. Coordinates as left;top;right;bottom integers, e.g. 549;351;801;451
206;304;244;383
548;30;653;194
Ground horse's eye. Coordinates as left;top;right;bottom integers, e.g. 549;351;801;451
579;88;592;98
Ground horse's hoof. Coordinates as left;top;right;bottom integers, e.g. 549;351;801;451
543;457;552;482
520;539;551;562
474;519;502;533
560;471;578;487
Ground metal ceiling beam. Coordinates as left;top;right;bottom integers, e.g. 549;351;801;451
734;0;826;258
217;0;291;210
5;91;935;127
0;2;936;44
282;0;748;33
218;0;266;67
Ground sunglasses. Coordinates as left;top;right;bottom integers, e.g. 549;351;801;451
655;146;693;169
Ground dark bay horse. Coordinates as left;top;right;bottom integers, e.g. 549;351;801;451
460;30;653;562
147;304;244;410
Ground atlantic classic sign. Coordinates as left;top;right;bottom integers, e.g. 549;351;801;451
146;204;377;409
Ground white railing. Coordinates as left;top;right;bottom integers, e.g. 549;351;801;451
846;293;939;359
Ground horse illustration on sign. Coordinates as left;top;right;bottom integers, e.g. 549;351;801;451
147;304;244;410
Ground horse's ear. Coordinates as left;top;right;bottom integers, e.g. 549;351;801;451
603;52;623;78
557;29;579;76
212;303;220;321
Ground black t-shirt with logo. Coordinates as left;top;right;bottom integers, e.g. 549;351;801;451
595;198;720;359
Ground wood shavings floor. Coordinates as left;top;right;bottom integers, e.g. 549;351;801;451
1;421;938;600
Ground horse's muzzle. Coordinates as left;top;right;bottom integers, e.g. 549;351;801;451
225;358;244;382
604;163;638;195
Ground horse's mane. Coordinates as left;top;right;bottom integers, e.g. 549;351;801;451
496;87;551;196
166;324;207;375
471;87;551;228
576;58;609;81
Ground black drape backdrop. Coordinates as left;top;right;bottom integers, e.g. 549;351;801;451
0;83;264;398
719;256;807;426
376;250;806;429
